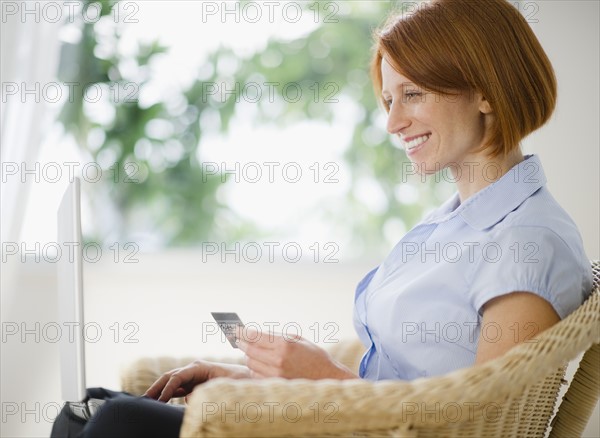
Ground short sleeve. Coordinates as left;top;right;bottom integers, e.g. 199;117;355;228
467;226;590;319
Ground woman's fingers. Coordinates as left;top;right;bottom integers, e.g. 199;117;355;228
244;354;279;377
237;330;307;378
237;327;300;351
157;372;186;402
249;369;267;379
236;327;276;350
143;372;175;400
144;364;201;402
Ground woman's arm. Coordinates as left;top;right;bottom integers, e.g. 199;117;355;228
474;291;560;365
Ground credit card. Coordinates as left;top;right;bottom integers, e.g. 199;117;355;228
211;312;245;348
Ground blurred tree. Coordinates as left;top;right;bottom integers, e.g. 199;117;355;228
57;0;453;255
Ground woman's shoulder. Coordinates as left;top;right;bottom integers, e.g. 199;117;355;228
492;184;584;253
467;185;594;318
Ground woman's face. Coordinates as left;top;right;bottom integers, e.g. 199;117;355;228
380;57;492;174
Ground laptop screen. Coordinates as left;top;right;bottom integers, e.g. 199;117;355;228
57;177;86;402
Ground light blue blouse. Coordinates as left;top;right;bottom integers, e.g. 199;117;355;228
353;154;593;381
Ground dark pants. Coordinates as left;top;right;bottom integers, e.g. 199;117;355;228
50;388;185;438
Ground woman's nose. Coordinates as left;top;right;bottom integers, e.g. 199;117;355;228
386;103;410;134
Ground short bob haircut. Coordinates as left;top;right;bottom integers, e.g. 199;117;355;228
370;0;557;158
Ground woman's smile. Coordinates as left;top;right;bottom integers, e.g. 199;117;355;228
403;133;431;156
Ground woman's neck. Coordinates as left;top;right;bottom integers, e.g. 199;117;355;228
452;149;525;203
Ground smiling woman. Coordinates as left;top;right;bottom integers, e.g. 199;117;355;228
353;0;593;381
48;1;595;436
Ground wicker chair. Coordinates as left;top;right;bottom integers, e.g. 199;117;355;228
121;261;600;437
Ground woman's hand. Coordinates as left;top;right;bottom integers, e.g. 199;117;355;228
143;360;251;402
236;328;357;380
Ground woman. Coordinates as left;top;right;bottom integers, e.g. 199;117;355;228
52;0;593;436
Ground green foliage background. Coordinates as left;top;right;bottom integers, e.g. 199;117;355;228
57;0;454;257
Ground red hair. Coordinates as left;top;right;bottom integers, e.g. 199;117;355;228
370;0;557;157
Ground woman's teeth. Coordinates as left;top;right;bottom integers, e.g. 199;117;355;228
405;134;430;150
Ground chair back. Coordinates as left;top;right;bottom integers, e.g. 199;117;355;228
548;261;600;437
415;261;600;437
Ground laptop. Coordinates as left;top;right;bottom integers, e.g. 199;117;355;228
57;177;105;420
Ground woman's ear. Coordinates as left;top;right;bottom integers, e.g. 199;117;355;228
478;94;493;114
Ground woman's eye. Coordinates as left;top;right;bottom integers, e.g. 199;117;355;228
404;91;423;101
385;99;393;107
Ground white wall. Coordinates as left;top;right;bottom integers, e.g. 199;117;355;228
527;4;600;432
524;0;599;260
